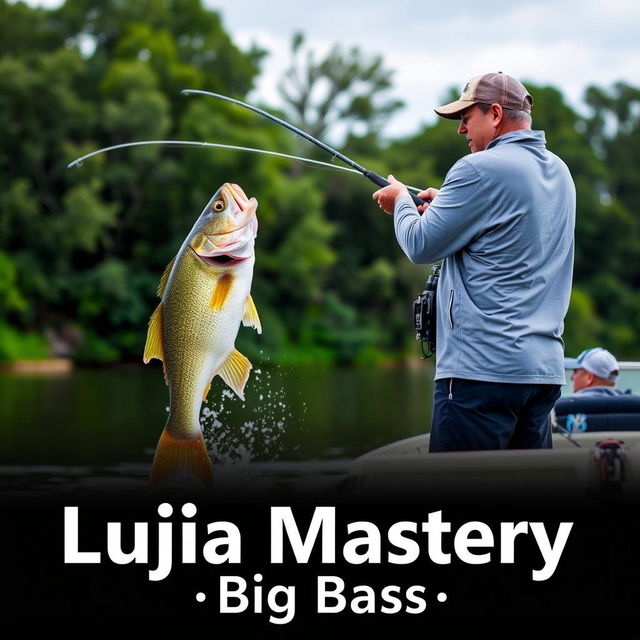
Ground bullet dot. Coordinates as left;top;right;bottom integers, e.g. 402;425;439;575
158;503;173;518
437;592;447;603
182;503;197;518
196;592;206;603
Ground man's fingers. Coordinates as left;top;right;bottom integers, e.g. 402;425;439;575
373;177;410;215
418;187;440;201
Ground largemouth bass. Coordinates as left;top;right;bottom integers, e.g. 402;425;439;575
143;183;261;486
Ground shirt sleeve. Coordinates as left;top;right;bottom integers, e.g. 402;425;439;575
393;158;489;264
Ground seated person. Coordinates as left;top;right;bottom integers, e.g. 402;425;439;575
564;347;626;397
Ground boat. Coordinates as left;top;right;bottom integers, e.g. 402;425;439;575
348;362;640;501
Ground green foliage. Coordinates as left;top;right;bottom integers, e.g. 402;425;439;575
58;184;119;252
585;82;640;212
71;328;121;364
0;323;49;361
387;118;467;185
0;0;64;57
0;251;27;317
562;287;603;355
0;1;638;365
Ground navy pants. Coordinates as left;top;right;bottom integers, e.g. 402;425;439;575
428;378;561;452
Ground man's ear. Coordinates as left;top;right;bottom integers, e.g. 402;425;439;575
491;103;503;127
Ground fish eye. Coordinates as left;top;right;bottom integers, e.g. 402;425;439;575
212;199;225;213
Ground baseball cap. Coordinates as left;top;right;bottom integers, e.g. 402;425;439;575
435;72;533;120
564;348;619;381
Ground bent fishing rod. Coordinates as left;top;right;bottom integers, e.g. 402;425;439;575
67;140;423;196
182;89;427;208
68;91;427;202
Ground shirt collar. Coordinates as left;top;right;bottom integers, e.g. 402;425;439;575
487;129;546;150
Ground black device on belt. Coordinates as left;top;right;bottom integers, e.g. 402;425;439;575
413;264;440;358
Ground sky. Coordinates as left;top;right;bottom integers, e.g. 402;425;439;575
22;0;640;139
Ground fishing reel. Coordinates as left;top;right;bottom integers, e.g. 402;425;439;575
413;264;440;358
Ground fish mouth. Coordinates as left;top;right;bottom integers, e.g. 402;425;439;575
225;183;249;211
209;183;257;236
190;247;248;267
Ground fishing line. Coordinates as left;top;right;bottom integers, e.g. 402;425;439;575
67;140;423;193
68;140;360;171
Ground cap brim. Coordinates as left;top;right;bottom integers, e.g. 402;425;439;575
434;99;478;120
563;357;581;369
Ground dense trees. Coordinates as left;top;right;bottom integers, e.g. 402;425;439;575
1;0;638;363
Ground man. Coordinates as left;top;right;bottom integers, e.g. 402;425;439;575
564;347;626;397
372;72;576;452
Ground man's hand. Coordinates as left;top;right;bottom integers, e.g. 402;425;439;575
416;187;440;213
373;177;439;214
372;175;409;215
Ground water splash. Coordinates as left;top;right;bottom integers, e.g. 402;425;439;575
201;362;304;464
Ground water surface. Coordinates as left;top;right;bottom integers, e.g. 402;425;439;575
0;363;433;495
3;363;638;497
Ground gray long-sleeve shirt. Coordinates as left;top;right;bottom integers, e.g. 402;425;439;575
394;129;575;384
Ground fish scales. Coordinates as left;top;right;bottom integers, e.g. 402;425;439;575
144;183;261;487
163;252;251;435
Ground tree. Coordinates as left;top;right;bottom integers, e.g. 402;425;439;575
585;82;640;213
278;32;404;144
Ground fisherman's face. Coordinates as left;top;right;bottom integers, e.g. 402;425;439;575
571;368;593;392
457;104;497;153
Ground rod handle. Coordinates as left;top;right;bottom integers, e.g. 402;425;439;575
366;171;428;209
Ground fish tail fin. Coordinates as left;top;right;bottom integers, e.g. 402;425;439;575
150;428;214;488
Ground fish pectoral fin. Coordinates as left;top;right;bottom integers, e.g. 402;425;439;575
210;273;234;310
216;349;252;401
143;302;168;384
242;294;262;334
157;257;176;297
202;378;213;403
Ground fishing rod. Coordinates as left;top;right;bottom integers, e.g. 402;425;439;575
182;89;428;208
66;140;424;195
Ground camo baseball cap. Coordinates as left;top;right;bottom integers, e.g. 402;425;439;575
435;72;533;120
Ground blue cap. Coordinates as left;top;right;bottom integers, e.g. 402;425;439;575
564;348;619;381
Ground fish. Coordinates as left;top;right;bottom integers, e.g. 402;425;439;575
143;183;261;487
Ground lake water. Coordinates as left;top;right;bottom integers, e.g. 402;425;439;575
2;363;639;497
0;362;433;496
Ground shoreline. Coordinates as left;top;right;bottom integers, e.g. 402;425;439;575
0;357;433;373
0;359;73;374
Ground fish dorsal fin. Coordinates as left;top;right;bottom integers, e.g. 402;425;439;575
143;302;168;384
210;273;234;310
157;257;176;297
216;348;252;401
242;294;262;334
